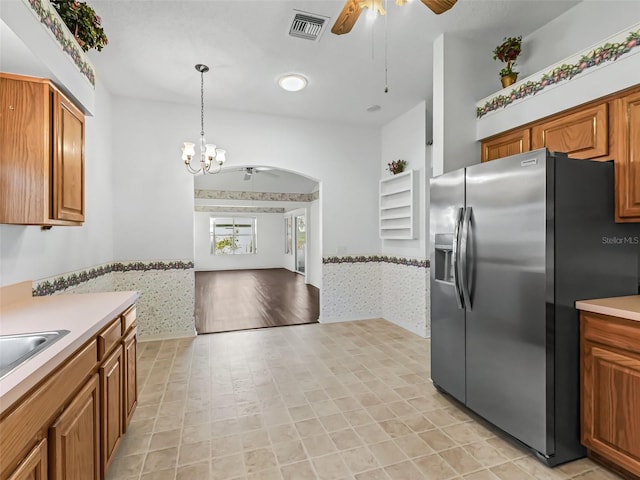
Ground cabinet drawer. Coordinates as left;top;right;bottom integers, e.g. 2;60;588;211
581;312;640;355
531;103;608;159
121;305;136;334
98;318;122;360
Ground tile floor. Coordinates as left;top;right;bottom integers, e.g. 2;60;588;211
107;319;623;480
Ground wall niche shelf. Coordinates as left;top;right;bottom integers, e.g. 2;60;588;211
379;170;416;240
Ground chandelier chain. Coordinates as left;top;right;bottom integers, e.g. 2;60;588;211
200;70;205;137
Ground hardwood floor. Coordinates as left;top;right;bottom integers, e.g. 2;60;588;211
195;268;320;334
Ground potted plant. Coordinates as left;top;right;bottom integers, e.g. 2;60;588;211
387;159;407;175
493;36;522;88
51;0;108;52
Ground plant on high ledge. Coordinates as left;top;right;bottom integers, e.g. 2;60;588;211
493;36;522;88
51;0;108;52
387;159;407;175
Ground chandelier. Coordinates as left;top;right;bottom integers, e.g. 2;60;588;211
182;64;227;174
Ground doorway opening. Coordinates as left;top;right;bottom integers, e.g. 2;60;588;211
193;166;320;334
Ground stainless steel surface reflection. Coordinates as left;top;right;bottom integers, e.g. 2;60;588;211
0;330;70;379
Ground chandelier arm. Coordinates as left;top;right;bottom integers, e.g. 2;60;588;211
185;162;203;175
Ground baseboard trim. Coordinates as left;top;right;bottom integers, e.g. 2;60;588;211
138;330;197;342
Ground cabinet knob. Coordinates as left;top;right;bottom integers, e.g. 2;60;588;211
9;105;15;110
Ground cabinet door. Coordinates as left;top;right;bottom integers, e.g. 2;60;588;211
481;129;530;162
531;103;608;159
52;90;84;222
613;90;640;220
100;345;123;474
7;439;48;480
582;341;640;477
123;328;137;430
49;374;100;480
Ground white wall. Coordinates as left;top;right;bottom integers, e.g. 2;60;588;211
432;33;496;176
380;101;428;259
194;211;284;271
110;97;380;264
0;80;114;286
308;199;321;288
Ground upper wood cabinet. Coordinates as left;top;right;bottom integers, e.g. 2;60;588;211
480;84;640;222
612;89;640;221
531;103;608;159
481;128;530;162
0;73;85;226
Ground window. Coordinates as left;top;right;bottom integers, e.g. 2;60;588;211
211;217;257;255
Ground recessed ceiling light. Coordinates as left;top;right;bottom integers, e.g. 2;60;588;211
278;74;308;92
366;104;382;112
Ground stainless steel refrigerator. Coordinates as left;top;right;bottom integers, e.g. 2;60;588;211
429;149;640;466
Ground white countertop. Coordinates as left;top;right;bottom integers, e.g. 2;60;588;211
0;291;138;415
576;295;640;322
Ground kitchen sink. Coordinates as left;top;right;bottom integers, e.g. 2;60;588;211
0;330;70;379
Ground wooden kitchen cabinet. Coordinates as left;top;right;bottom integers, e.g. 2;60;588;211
123;328;138;429
531;103;609;159
49;375;100;480
100;346;123;473
0;72;85;226
6;439;48;480
481;128;530;162
581;311;640;478
480;84;640;222
611;90;640;221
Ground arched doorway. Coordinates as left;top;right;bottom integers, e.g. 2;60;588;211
192;166;321;333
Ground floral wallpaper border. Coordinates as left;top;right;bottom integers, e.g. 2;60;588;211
195;206;285;214
33;260;194;296
196;190;318;202
23;0;96;86
476;25;640;118
323;255;429;268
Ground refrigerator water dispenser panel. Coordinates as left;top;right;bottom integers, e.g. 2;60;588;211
434;233;456;283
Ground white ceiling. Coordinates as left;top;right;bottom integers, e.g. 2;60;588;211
195;167;319;193
88;0;579;127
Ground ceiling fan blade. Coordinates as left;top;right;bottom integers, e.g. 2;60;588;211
331;0;363;35
420;0;457;14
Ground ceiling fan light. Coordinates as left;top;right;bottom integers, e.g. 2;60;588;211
278;74;308;92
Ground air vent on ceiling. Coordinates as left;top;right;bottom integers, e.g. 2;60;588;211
289;11;329;42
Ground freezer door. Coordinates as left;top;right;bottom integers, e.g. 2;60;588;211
464;150;554;455
429;168;466;402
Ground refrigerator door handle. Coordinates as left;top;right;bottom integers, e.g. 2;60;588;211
452;207;465;310
459;206;473;310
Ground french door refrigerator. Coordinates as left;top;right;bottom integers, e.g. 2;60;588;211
429;149;640;466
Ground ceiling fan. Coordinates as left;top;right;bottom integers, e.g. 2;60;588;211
242;167;279;181
331;0;457;35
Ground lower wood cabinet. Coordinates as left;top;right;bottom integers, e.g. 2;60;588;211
123;329;137;429
0;303;137;480
100;347;123;473
6;439;48;480
49;375;100;480
581;311;640;478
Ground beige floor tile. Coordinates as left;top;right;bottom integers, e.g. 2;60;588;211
273;440;307;465
384;460;425;480
154;415;183;433
441;423;486;445
573;468;625;480
281;460;318;480
142;447;178;474
490;461;537;480
242;429;271;450
330;428;364;450
353;423;390;444
177;440;210;466
414;452;460;479
211;453;246;480
289;404;316;421
418;429;458;452
368;441;408;466
176;460;210;479
340;446;380;474
393;434;432;459
343;409;375;428
303;434;338;457
319;413;350;432
378;419;413;439
112;452;146;478
354;468;391;480
424;409;462;427
463;441;509;467
557;458;599;476
247;467;283;479
212;434;243;457
463;469;501;480
244;446;278;473
513;456;571;480
440;446;484;475
312;452;351;480
312;400;342;417
140;468;176;480
484;436;527;460
149;428;182;451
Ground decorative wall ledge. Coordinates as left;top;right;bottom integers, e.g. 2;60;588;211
476;24;639;119
323;255;429;268
24;0;96;86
